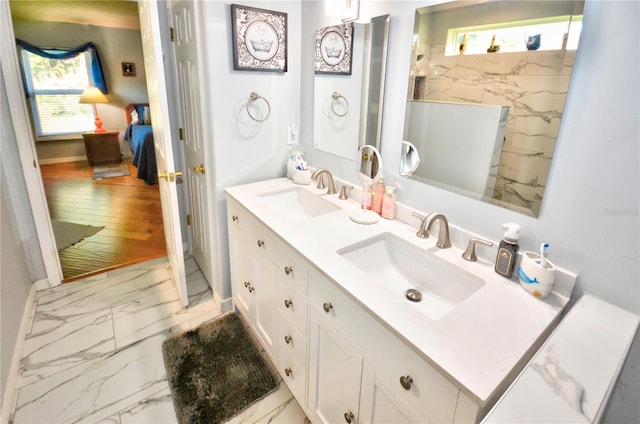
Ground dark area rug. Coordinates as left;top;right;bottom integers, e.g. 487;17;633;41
162;313;279;424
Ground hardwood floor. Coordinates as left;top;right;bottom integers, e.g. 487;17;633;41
40;160;167;282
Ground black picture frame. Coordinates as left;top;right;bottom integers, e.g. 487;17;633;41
314;23;354;75
231;4;287;72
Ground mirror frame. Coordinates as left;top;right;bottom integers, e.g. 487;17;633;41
402;0;584;217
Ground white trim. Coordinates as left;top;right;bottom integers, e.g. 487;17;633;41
33;278;50;291
0;283;37;424
38;156;87;165
1;1;62;287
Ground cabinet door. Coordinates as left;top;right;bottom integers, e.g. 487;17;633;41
228;212;253;318
308;307;363;424
254;252;277;359
359;362;427;424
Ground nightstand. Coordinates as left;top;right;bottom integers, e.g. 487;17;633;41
82;131;122;166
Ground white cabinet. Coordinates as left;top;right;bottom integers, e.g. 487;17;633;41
308;304;363;424
227;198;482;423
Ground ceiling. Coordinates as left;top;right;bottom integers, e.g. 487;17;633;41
9;0;141;30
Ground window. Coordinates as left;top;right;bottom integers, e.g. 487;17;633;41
21;49;96;139
446;15;583;56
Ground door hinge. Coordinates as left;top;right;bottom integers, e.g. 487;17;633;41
170;27;175;42
179;128;184;140
186;214;191;226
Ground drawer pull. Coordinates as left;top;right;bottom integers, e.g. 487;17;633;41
232;215;239;223
344;411;354;423
257;240;265;247
284;299;293;308
284;367;292;377
284;266;293;275
323;302;333;313
248;285;255;293
284;335;292;344
244;281;249;287
399;375;414;390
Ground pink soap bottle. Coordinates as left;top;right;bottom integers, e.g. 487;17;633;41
373;176;385;214
381;186;396;219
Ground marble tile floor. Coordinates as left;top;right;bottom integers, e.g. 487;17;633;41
9;256;308;424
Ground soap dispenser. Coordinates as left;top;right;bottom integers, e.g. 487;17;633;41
495;223;520;278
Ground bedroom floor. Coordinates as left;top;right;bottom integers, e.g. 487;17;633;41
9;257;307;423
40;160;167;282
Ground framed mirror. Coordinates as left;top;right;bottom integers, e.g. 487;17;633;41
402;0;584;217
314;14;389;160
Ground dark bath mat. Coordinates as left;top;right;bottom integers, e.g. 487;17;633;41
162;313;279;424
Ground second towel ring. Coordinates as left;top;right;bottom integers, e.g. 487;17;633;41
246;92;271;122
331;92;349;117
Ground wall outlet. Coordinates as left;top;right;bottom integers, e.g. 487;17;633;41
287;122;297;145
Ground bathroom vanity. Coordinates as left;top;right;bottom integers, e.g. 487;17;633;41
225;177;576;423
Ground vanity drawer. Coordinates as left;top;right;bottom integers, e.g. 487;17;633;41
272;243;309;294
368;329;459;423
308;272;369;338
227;199;246;231
277;309;307;402
277;276;308;336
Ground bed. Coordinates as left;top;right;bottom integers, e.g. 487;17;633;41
124;103;157;184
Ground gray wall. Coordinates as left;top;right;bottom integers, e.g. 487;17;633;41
1;72;35;413
13;20;149;161
301;1;638;422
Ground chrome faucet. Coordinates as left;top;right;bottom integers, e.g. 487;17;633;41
426;213;452;248
412;212;451;248
311;169;337;194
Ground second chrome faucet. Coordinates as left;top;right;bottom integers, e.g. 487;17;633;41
413;212;452;248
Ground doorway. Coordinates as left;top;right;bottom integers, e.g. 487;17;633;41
9;1;168;282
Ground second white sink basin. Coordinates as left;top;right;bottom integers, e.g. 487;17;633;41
258;187;340;221
338;232;485;320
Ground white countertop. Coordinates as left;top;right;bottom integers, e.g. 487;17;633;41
482;293;639;423
225;177;577;405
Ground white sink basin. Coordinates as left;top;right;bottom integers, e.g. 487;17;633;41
338;232;485;320
258;187;340;221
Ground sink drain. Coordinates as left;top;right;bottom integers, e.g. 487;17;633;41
405;289;422;302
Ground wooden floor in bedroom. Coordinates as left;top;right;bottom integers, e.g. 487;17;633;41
40;160;167;282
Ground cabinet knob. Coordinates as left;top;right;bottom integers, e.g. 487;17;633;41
232;215;239;223
284;367;292;377
399;375;414;390
323;302;333;313
284;335;292;344
284;299;293;308
257;240;265;247
244;281;249;287
284;266;293;275
344;411;354;423
248;285;255;293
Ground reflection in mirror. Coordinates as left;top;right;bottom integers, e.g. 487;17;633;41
402;0;584;217
352;145;383;224
314;15;390;160
400;140;421;177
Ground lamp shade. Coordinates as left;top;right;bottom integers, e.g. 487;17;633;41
79;86;109;104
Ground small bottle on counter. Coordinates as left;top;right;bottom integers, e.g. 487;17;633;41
373;176;385;214
494;223;520;278
381;186;396;219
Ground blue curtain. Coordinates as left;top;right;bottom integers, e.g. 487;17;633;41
16;39;108;94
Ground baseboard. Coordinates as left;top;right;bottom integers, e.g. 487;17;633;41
38;156;86;165
1;283;37;423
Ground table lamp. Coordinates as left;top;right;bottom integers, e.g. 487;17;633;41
79;86;109;133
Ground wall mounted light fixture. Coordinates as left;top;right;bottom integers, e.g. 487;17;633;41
325;0;360;22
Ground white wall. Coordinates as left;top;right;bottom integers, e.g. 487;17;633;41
201;1;302;298
1;73;35;416
301;1;638;422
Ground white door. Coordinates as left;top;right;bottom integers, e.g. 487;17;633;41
139;0;188;306
170;0;216;289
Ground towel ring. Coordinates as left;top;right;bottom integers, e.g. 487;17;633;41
246;92;271;122
330;92;349;117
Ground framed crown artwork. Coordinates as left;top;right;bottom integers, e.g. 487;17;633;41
231;4;288;72
314;23;354;75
